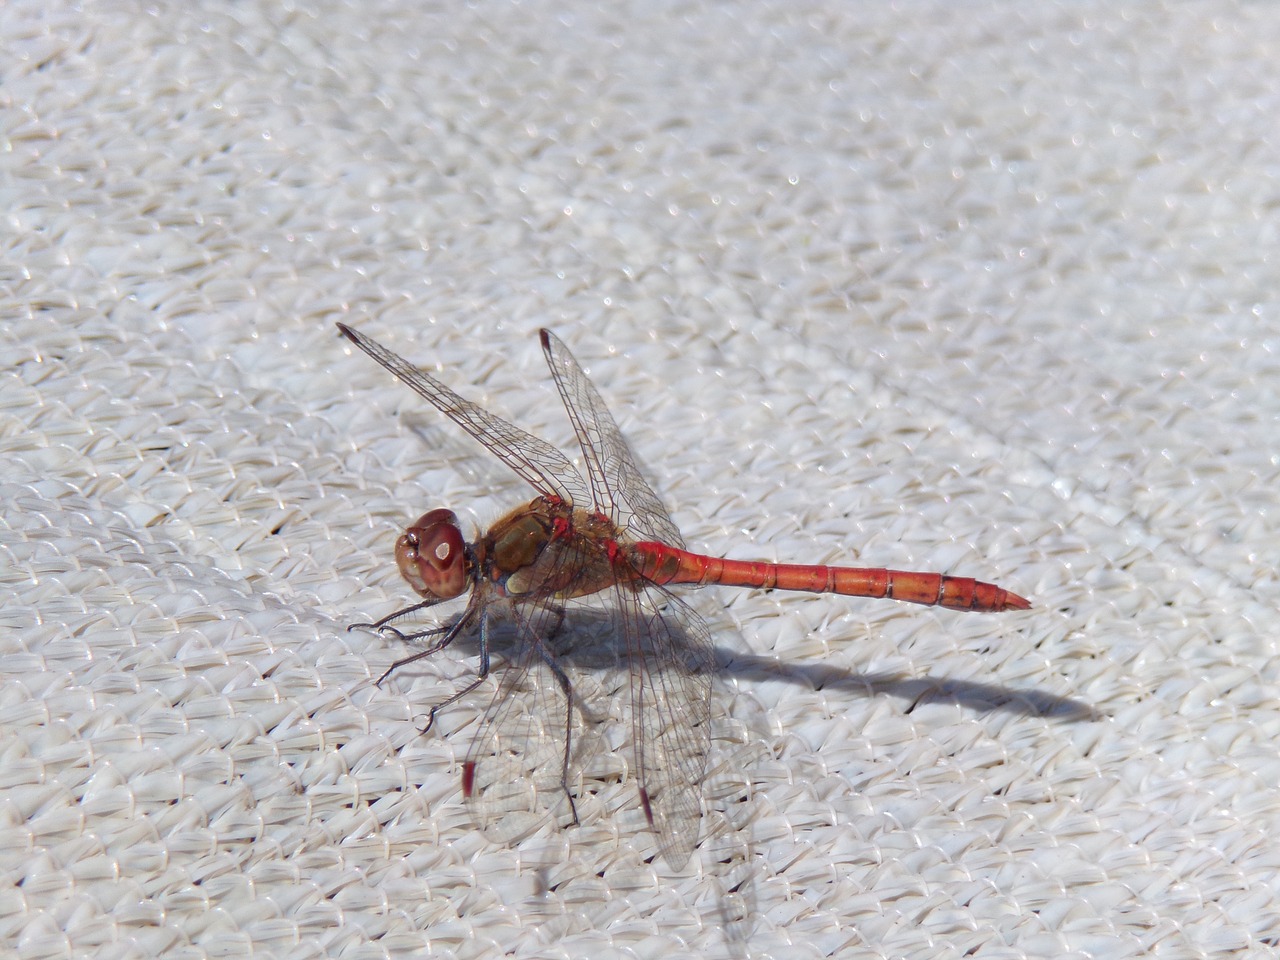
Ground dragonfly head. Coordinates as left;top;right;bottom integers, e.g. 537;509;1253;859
396;509;469;599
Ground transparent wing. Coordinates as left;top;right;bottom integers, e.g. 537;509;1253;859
539;329;685;548
462;599;598;845
614;581;716;870
338;324;588;506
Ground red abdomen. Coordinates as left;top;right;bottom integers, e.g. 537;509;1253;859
628;541;1029;612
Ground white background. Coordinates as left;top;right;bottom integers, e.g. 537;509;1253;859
2;2;1278;957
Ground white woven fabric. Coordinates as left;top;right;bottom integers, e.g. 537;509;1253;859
3;1;1278;957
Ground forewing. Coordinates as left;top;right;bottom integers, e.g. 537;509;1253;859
338;324;588;505
615;582;716;870
539;329;684;548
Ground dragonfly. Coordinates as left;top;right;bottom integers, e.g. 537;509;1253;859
336;323;1029;869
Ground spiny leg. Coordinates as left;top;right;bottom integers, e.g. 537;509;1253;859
410;606;489;735
353;597;443;633
531;625;579;826
355;600;487;734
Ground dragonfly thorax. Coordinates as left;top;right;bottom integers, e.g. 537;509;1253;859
396;509;470;599
477;498;625;600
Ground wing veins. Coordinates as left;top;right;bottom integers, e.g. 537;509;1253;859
338;324;586;505
539;329;685;547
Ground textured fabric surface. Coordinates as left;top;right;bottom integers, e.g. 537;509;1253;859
3;2;1278;957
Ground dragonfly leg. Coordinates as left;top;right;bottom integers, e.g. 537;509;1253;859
380;624;433;644
375;620;463;687
348;597;454;649
355;597;444;632
411;607;489;735
533;636;580;827
421;676;488;735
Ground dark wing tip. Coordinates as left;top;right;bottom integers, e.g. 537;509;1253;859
335;322;357;342
539;328;553;350
638;786;655;826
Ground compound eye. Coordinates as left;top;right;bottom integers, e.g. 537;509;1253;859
395;509;468;599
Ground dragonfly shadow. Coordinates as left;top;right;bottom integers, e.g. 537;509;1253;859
376;602;1096;723
721;651;1097;721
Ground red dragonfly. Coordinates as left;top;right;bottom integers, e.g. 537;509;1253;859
337;323;1028;869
